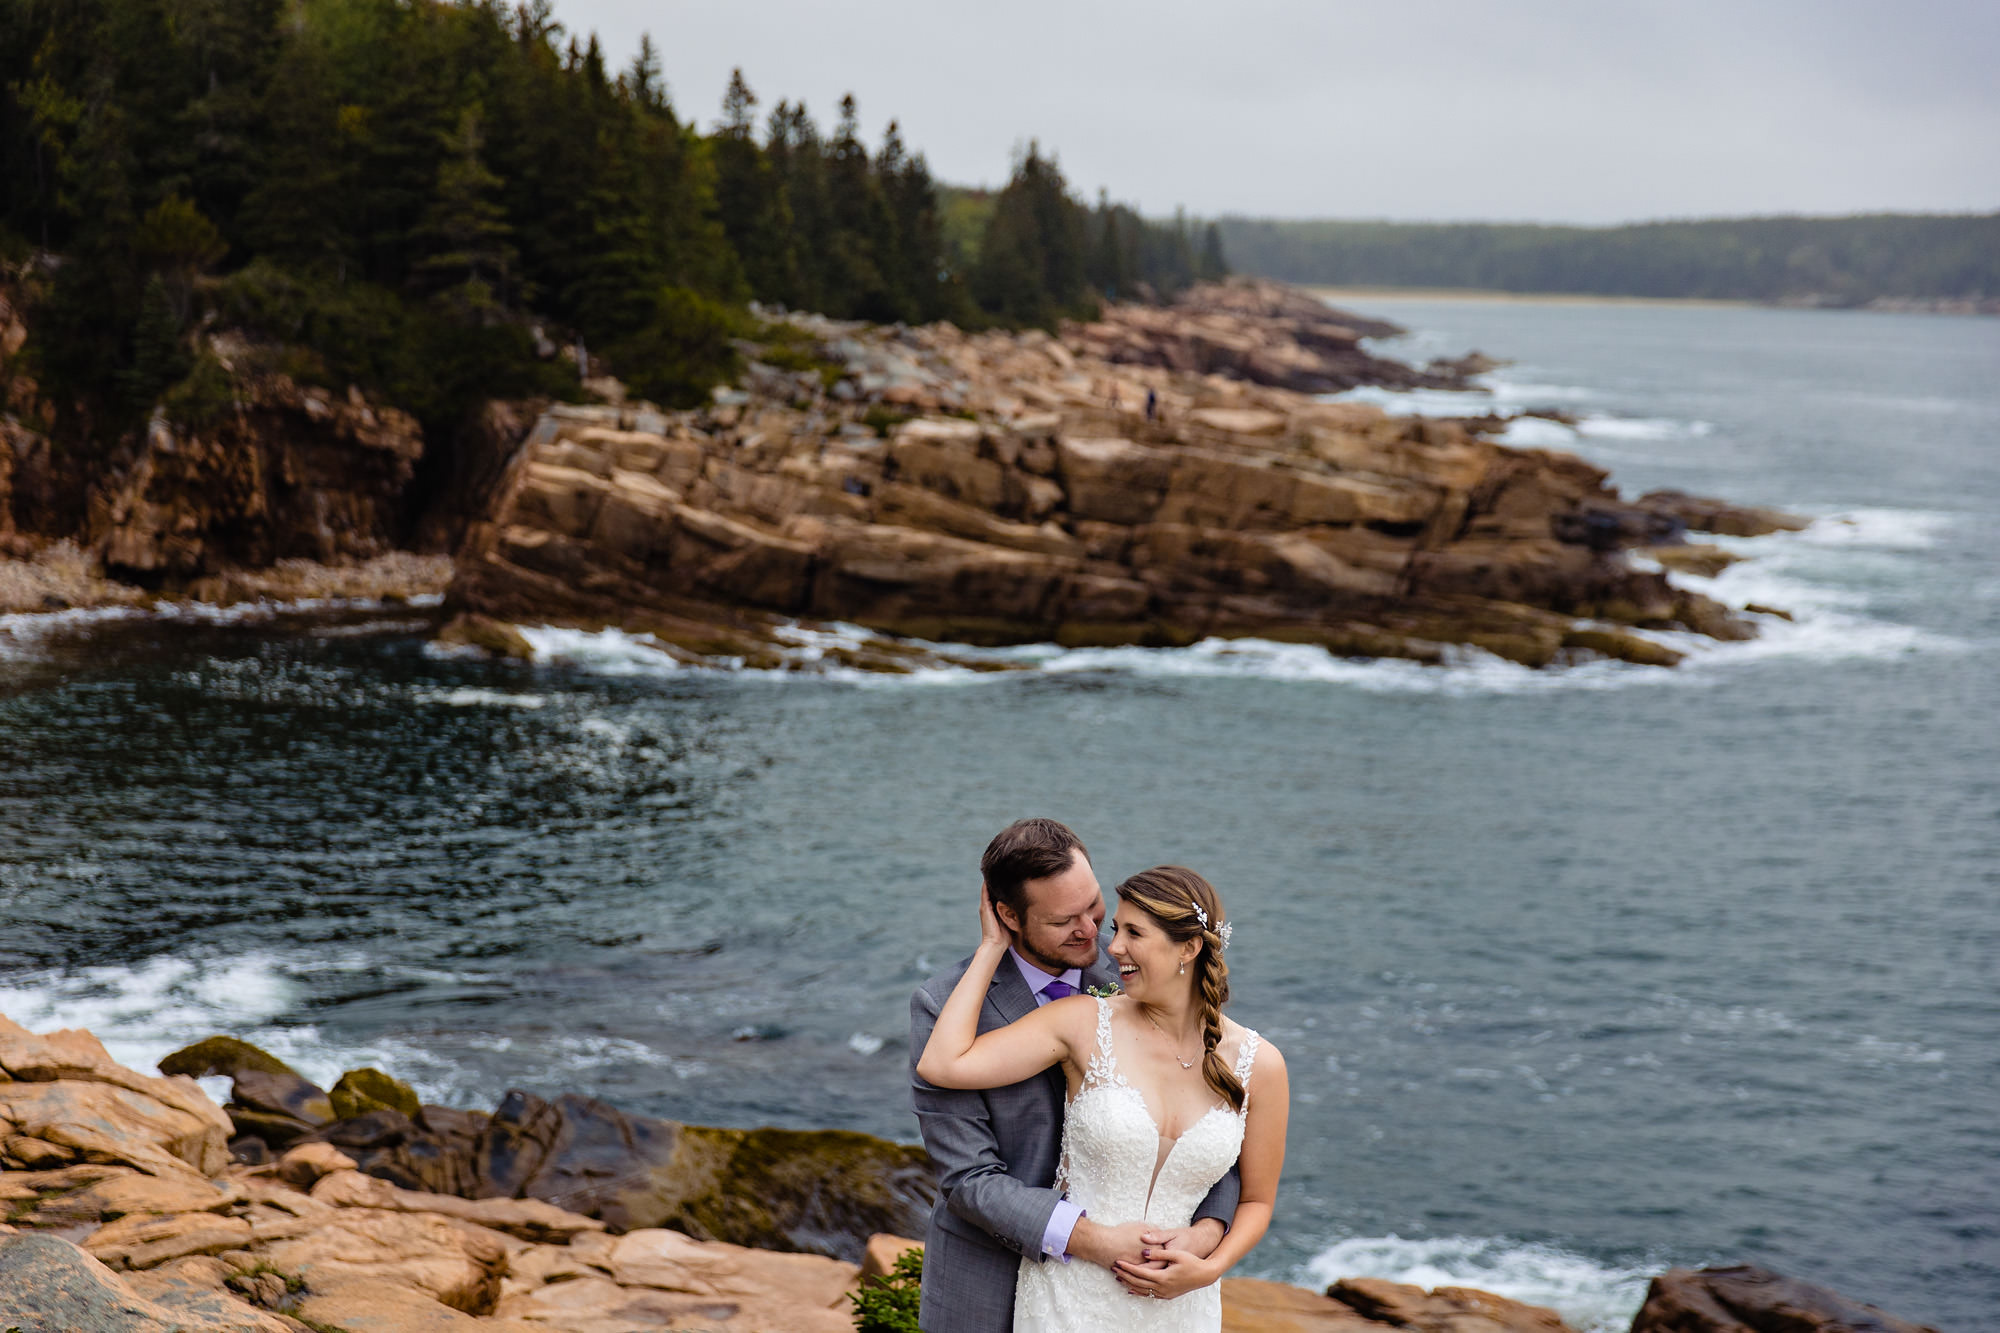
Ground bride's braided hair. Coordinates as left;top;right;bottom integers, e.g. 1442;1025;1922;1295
1114;866;1244;1112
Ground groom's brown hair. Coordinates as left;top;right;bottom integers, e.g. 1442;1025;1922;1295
981;818;1089;925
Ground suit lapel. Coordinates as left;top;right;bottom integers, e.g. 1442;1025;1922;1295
987;953;1041;1027
988;958;1072;1109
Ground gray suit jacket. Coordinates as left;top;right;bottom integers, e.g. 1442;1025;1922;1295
910;953;1241;1333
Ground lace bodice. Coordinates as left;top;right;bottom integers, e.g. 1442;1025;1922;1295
1013;997;1261;1332
1057;997;1261;1227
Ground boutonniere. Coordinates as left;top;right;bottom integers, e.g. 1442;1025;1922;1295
1084;982;1122;998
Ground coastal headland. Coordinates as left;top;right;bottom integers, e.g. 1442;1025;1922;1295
0;272;1809;671
441;277;1803;673
0;1017;1942;1332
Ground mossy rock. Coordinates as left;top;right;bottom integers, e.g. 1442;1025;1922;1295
329;1067;420;1120
600;1124;937;1262
158;1036;300;1082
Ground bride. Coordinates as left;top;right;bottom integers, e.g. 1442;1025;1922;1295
918;865;1290;1332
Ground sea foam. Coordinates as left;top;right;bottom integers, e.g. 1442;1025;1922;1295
0;952;494;1106
0;953;297;1079
1300;1233;1659;1333
516;625;683;676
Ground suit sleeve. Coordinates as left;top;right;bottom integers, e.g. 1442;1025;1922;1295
1193;1162;1241;1231
910;981;1062;1260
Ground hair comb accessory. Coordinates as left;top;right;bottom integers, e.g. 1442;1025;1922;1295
1191;899;1232;948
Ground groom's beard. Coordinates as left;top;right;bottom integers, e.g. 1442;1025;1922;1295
1015;931;1101;975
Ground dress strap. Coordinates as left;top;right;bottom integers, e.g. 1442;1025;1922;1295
1082;996;1118;1090
1232;1029;1262;1107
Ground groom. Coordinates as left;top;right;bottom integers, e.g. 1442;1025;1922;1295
909;818;1238;1332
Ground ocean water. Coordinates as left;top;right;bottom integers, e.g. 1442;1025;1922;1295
2;298;1995;1331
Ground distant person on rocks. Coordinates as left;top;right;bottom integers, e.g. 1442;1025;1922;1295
1145;388;1159;422
911;819;1288;1332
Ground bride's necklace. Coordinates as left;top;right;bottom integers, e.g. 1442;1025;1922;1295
1143;1008;1201;1070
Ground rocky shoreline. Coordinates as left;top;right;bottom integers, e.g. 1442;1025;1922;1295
0;277;1807;671
0;1017;1943;1333
442;280;1806;676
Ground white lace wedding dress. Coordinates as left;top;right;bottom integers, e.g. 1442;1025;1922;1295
1013;997;1262;1333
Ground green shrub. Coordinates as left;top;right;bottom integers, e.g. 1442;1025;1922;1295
849;1247;922;1333
611;286;745;408
163;353;238;431
211;260;578;434
862;404;910;438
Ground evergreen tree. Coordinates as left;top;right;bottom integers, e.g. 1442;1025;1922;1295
767;100;831;312
875;121;963;323
825;95;891;319
972;143;1090;328
121;273;190;413
711;70;796;304
625;34;665;114
135;194;227;324
411;106;517;318
1198;222;1228;281
0;0;1211;457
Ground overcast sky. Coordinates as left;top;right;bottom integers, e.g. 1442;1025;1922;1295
557;0;1998;224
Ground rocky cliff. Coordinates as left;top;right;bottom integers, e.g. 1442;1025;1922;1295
0;269;451;612
447;281;1801;672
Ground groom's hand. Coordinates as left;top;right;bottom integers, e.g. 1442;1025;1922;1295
1138;1219;1224;1260
1064;1217;1150;1270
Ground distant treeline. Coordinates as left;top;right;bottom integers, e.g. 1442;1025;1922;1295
1215;214;2000;304
0;0;1224;453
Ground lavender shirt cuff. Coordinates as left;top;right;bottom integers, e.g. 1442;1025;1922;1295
1042;1198;1084;1262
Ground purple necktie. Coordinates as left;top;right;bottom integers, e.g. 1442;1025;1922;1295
1041;980;1076;1002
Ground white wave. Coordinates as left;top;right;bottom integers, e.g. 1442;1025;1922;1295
1780;507;1954;552
0;597;443;662
0;605;147;658
420;687;549;709
1497;416;1577;448
309;618;433;638
1330;386;1710;454
0;954;298;1079
983;636;1666;696
771;621;879;659
497;504;1968;696
1479;376;1600;405
1576;415;1714;441
514;620;1007;687
1328;385;1496;418
157;597;343;623
1302;1233;1657;1333
505;605;1956;697
579;717;632;744
1499;412;1715;450
0;953;502;1107
516;625;683;676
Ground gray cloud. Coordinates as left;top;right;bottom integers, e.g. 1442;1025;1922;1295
560;0;1999;222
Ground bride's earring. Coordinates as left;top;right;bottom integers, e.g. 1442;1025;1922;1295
1178;962;1185;975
